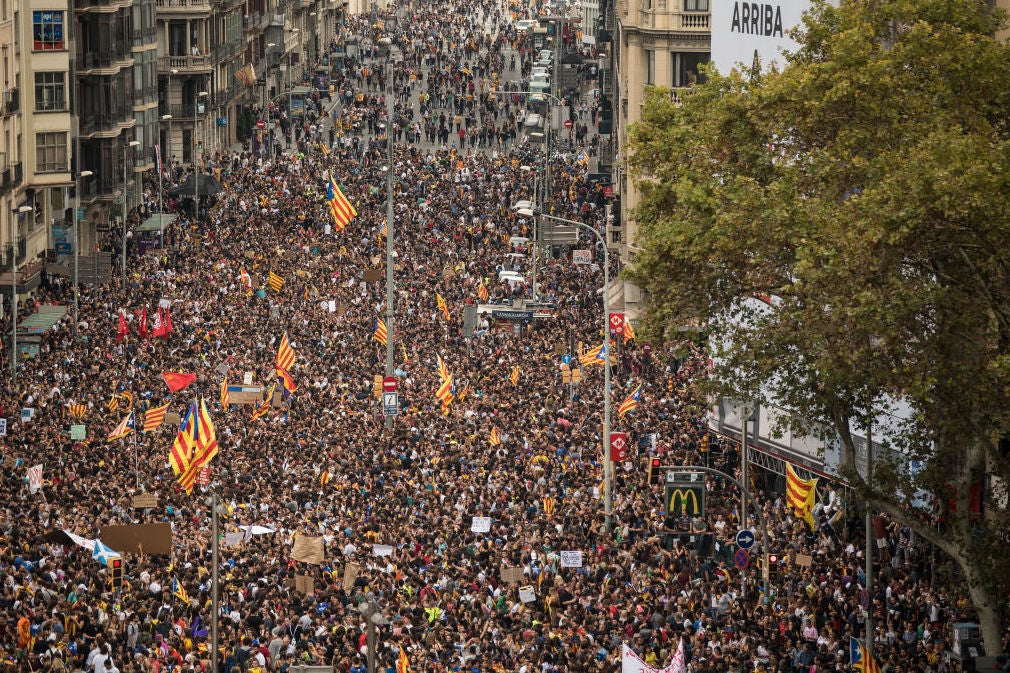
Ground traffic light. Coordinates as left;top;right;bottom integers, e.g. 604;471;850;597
700;434;709;453
648;457;661;484
110;557;123;588
767;553;780;574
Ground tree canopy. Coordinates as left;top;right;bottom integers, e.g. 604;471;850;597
627;0;1010;646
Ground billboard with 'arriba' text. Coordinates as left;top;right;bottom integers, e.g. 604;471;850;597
711;0;824;75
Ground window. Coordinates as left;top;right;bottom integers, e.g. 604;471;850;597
32;11;65;51
34;72;65;111
684;0;708;9
645;49;656;86
36;132;67;172
672;52;710;87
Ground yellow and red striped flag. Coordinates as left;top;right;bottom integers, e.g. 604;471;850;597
489;427;501;446
542;496;556;517
268;272;284;292
275;331;295;372
436;293;450;321
477;280;488;302
786;463;817;529
143;402;170;432
509;365;520;386
373;318;388;346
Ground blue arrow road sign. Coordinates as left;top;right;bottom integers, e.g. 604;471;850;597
736;529;755;550
561;354;572;364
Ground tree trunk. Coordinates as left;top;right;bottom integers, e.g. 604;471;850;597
962;553;1005;657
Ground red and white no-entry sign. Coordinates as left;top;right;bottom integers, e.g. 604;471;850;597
382;376;398;393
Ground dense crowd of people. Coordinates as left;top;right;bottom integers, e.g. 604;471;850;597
0;0;1006;672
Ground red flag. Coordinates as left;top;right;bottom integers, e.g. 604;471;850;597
116;311;129;344
164;306;174;335
153;308;169;338
138;306;149;340
162;372;197;392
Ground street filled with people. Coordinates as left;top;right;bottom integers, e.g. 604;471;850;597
0;0;1006;672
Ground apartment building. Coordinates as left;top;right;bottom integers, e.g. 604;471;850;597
600;0;709;317
0;0;25;298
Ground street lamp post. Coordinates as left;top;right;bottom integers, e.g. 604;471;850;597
73;170;94;334
122;140;140;292
383;46;398;429
356;600;389;673
520;208;611;529
159;115;172;215
205;492;224;673
194;91;209;220
10;206;32;382
288;29;300;131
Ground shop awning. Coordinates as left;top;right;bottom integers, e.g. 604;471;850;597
17;305;68;336
138;213;177;233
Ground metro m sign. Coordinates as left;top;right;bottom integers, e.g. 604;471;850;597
609;312;625;335
609;431;628;462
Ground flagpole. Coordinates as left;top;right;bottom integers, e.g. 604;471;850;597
133;424;139;489
211;491;220;673
383;51;396;430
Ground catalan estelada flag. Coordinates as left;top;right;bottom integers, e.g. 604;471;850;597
489;427;501;446
327;175;357;231
436;354;450;382
509;365;520;386
107;413;135;441
436;293;450;321
169;402;197;478
143;402;170;432
580;343;607;366
786;462;818;529
268;272;284;292
849;637;882;673
373;318;388;346
617;383;643;418
275;331;295;372
173;577;189;603
477;280;488;302
251;385;276;421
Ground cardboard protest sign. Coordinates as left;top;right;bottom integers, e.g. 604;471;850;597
131;494;159;509
295;575;314;593
291;536;325;565
500;566;524;584
100;523;172;555
343;562;361;591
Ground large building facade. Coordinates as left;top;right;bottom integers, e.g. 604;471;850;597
600;0;710;317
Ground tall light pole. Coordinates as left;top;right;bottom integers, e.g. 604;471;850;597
73;170;94;334
288;29;300;130
159;115;172;214
383;47;397;429
205;492;224;673
521;208;611;529
194;91;208;220
122;140;140;292
10;206;32;382
356;600;389;673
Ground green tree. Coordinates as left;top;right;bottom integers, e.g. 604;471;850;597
628;0;1010;648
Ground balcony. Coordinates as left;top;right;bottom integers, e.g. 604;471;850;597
679;12;709;29
154;0;211;12
211;36;245;61
3;88;18;116
0;162;23;193
158;54;213;72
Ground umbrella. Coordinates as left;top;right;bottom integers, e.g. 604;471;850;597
172;173;221;198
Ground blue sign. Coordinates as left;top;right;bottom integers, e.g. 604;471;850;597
216;117;228;127
382;392;398;417
561;354;572;365
55;242;72;255
734;548;750;569
735;529;755;550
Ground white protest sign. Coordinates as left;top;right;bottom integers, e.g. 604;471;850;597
471;517;492;533
559;550;583;568
373;544;394;557
572;249;592;265
518;586;536;603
